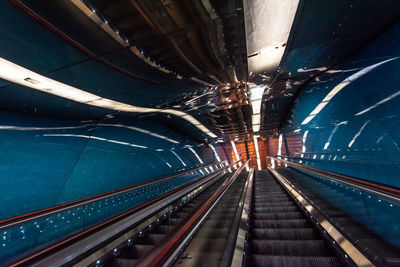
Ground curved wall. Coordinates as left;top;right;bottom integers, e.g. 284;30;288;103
0;111;226;219
280;21;400;188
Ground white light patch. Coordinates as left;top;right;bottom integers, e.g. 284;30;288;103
0;57;216;138
231;141;240;162
355;90;400;116
208;144;221;162
323;121;347;150
171;150;186;167
302;130;309;153
253;136;262;170
43;134;147;148
188;147;203;164
245;0;300;75
0;123;180;144
277;134;283;156
302;57;398;125
348;120;371;148
98;124;179;144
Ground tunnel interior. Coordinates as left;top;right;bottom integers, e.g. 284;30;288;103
0;0;400;266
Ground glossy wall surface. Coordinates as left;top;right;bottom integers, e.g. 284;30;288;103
280;20;400;188
0;110;227;220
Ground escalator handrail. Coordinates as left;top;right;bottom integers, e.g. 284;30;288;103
8;161;240;266
0;162;229;230
145;160;249;267
272;156;400;201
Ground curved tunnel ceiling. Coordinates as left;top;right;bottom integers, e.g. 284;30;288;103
0;0;400;144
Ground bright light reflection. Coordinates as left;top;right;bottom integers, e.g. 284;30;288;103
0;123;179;144
348;120;371;148
277;134;283;156
356;90;400;116
188;147;203;164
302;130;309;153
323;121;347;150
43;134;147;148
208;144;221;162
231;141;240;162
0;57;217;138
171;150;186;167
301;57;398;125
253;136;262;170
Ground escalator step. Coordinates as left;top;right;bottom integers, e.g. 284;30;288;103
253;211;304;220
112;258;138;267
250;240;333;256
251;228;320;240
254;206;298;213
253;219;310;228
249;255;342;267
253;201;295;207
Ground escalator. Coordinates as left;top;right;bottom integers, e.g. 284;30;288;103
246;170;343;266
107;173;231;267
173;172;248;266
277;166;400;265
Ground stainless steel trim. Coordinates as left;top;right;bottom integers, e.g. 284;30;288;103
162;161;248;267
231;168;253;267
31;170;227;267
269;167;375;267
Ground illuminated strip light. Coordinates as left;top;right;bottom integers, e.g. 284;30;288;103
0;57;217;138
302;130;309;153
323;121;347;150
230;141;240;162
277;134;283;156
188;147;203;164
208;144;221;162
253;136;262;170
0;123;179;144
348;120;371;148
43;134;147;148
301;57;399;125
355;90;400;116
171;150;186;167
98;124;179;144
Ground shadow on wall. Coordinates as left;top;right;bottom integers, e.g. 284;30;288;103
0;111;226;219
280;21;400;188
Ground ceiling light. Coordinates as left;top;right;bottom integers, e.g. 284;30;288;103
0;57;217;138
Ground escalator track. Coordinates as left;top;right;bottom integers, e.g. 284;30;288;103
106;173;231;267
246;170;343;266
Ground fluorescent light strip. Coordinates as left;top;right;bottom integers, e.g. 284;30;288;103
208;144;221;162
355;90;400;116
230;141;240;162
302;57;398;125
348;120;371;148
0;57;216;138
0;123;179;144
98;124;179;144
171;150;186;167
277;134;283;156
323;121;347;150
188;147;203;164
43;134;147;148
253;136;261;170
302;130;309;153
